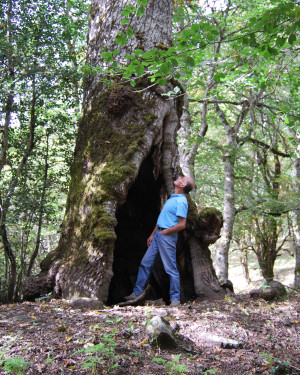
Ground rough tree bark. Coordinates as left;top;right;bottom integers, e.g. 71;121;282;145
23;0;225;304
214;100;250;283
251;153;283;281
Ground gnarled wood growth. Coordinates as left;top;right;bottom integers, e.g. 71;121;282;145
23;0;225;304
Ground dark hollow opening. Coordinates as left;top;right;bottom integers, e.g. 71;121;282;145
107;151;171;305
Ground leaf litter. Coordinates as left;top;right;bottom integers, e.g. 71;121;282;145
0;293;299;374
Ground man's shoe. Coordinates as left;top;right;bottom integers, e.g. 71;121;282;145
124;292;138;301
170;300;180;306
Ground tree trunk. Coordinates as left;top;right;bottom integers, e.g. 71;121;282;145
23;0;224;304
27;133;49;277
239;238;251;284
253;217;278;281
178;93;197;197
251;153;281;282
213;99;250;283
215;153;236;282
183;204;225;301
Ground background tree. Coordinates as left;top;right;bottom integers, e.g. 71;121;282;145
176;0;299;284
0;0;88;302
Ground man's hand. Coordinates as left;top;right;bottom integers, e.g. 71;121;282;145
147;234;154;247
160;217;186;235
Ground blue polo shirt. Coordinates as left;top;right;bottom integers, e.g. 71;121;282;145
156;194;188;229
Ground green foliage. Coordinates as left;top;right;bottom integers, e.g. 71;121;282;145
260;353;292;373
0;0;88;301
74;328;120;374
95;0;299;88
152;354;189;374
0;351;31;374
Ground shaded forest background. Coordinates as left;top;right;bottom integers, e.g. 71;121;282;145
0;0;299;303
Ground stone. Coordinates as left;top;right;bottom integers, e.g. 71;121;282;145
145;315;198;353
146;315;178;349
249;280;287;301
70;297;103;310
198;333;242;349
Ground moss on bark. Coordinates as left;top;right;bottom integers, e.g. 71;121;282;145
40;82;163;300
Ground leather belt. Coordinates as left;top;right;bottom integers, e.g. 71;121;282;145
157;227;166;231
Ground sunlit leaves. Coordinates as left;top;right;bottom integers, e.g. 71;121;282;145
213;73;226;82
116;33;127;46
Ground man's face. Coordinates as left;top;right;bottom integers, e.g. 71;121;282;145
174;176;186;187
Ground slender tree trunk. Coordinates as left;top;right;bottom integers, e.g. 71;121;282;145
215;153;235;282
0;0;14;172
27;133;49;276
213;101;237;282
0;219;16;303
214;100;250;283
178;93;197;192
252;152;282;281
253;217;278;281
1;72;37;302
240;240;251;284
0;0;16;302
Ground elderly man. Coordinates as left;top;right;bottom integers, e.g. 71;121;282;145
124;175;195;306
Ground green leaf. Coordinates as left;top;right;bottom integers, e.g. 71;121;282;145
137;6;145;17
170;58;178;67
267;46;277;56
191;23;201;32
158;77;167;85
288;33;296;44
160;62;170;74
213;72;226;82
100;52;112;59
134;49;144;56
142;50;155;59
276;37;286;47
186;56;195;68
116;34;127;45
127;27;134;38
121;18;130;25
124;54;135;59
137;65;145;75
123;70;132;78
121;10;131;16
207;32;214;41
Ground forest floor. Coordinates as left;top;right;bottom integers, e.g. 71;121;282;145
0;291;299;375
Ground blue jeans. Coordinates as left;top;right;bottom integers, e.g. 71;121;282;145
133;230;180;301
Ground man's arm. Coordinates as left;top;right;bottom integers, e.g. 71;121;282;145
160;217;186;235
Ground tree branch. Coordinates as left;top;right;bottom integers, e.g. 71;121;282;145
237;137;291;157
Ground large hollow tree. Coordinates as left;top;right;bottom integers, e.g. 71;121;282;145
23;0;224;304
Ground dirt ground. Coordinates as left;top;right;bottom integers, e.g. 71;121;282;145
0;292;299;375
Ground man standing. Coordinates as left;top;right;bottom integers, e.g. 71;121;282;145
124;175;195;306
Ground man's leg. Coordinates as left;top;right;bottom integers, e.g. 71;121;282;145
132;233;159;296
157;232;180;302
